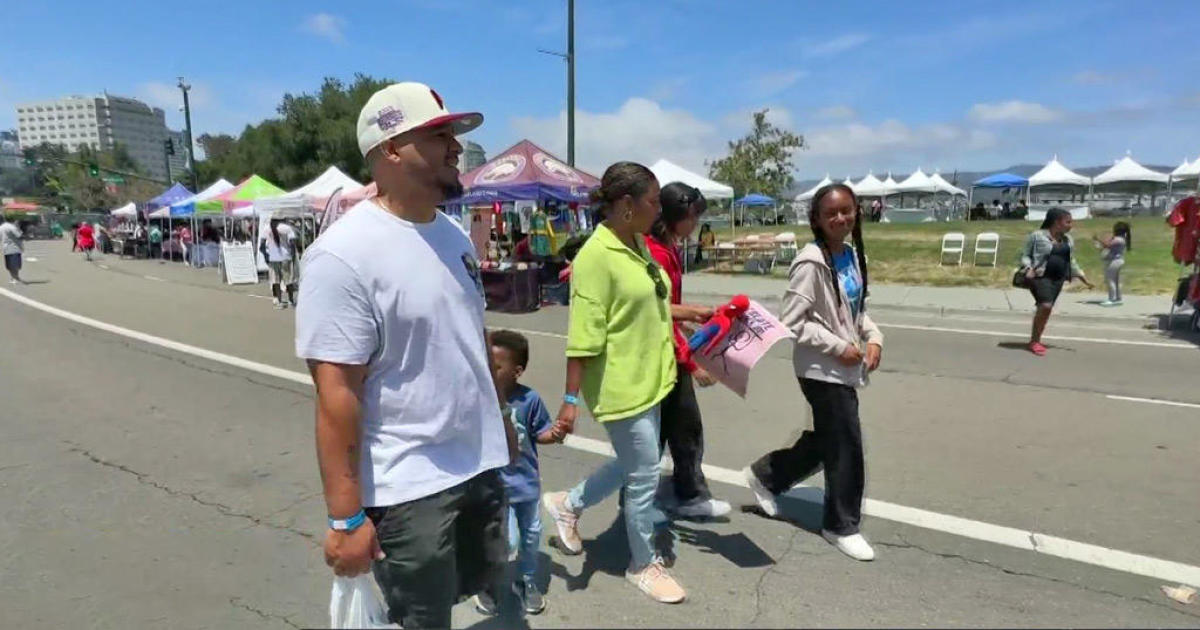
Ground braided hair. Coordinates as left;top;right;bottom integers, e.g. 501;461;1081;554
807;183;869;313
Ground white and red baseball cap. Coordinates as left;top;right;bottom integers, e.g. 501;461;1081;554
356;82;483;157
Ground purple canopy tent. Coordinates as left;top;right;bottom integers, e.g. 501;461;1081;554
450;140;600;205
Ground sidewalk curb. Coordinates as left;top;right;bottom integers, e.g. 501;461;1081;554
684;287;1169;328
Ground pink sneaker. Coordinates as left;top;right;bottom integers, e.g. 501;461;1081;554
542;492;583;555
1029;342;1047;356
626;560;686;604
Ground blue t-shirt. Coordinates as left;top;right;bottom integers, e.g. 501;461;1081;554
832;246;862;319
499;385;553;503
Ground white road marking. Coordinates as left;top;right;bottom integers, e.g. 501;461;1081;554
143;275;166;282
4;287;1199;586
1106;395;1200;409
879;322;1194;350
97;264;110;270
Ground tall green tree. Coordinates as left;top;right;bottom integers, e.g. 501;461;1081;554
195;74;394;188
708;109;805;200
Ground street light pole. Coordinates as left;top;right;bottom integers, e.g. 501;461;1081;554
178;77;198;191
567;0;575;167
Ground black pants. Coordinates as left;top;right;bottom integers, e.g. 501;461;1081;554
366;469;507;629
659;371;710;503
750;378;864;535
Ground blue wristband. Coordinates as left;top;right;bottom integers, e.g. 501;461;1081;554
563;393;579;406
329;509;366;532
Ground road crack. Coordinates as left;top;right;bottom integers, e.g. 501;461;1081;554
747;528;803;627
876;533;1200;620
65;442;317;546
230;597;303;629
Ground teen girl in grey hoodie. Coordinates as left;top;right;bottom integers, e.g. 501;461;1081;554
743;183;884;562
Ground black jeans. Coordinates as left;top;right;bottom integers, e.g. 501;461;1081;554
366;469;507;629
659;371;710;503
750;378;864;535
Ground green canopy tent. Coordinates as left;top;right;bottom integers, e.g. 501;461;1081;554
194;174;285;214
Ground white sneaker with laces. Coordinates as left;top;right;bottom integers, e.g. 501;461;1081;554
673;497;732;519
742;467;779;517
822;530;876;561
625;559;686;604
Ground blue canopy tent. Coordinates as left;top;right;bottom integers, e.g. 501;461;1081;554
146;183;193;211
969;173;1029;219
732;193;776;236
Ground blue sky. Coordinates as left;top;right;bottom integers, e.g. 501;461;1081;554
3;0;1198;180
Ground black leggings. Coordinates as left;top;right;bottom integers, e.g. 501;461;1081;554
750;378;864;535
659;370;711;503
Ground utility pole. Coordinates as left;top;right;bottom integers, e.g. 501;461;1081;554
538;0;576;166
178;77;198;191
163;138;174;185
567;0;575;166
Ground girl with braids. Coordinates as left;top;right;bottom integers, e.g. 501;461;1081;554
743;183;884;562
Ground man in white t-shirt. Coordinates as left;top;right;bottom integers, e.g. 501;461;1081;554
259;218;298;308
296;82;517;629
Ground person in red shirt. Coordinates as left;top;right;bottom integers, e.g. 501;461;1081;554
76;222;95;261
1168;196;1200;264
644;183;732;519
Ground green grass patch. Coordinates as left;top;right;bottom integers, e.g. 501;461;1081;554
715;217;1180;295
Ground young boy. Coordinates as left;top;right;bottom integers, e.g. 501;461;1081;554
475;330;561;616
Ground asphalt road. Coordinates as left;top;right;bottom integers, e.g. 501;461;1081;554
2;242;1197;628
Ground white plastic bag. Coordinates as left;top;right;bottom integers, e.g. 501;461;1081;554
329;574;399;629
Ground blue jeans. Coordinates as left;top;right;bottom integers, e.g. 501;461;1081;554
566;404;661;570
508;499;542;581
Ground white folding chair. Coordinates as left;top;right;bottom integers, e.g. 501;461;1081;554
940;232;965;266
973;232;1000;267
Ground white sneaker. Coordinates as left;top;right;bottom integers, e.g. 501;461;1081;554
673;497;732;519
272;299;284;310
822;530;875;561
742;467;778;517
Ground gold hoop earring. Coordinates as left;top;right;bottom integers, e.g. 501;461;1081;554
623;210;634;223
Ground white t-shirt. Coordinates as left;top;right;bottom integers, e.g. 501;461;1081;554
295;199;507;507
0;223;22;256
260;223;296;262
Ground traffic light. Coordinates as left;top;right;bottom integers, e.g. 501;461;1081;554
87;162;100;177
164;138;174;155
23;149;35;167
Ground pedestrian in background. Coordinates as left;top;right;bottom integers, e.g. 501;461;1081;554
744;183;884;562
260;217;298;309
1021;207;1093;356
1;217;25;284
1093;221;1131;307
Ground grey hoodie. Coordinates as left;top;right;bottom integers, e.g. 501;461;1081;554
780;242;884;388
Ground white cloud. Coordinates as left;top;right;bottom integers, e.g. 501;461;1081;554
804;33;871;57
815;105;856;121
647;76;689;101
137;81;215;112
968;100;1062;124
721;106;795;132
796;119;996;176
511;97;718;175
1072;70;1114;85
746;69;807;96
301;13;347;44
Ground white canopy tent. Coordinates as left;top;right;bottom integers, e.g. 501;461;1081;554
1092;154;1169;194
254;167;361;217
794;175;833;202
896;168;938;194
649;159;734;199
161;179;236;217
853;173;891;197
1028;156;1091;193
1168;157;1200;195
929;172;967;196
110;202;137;218
882;174;899;192
841;176;857;193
